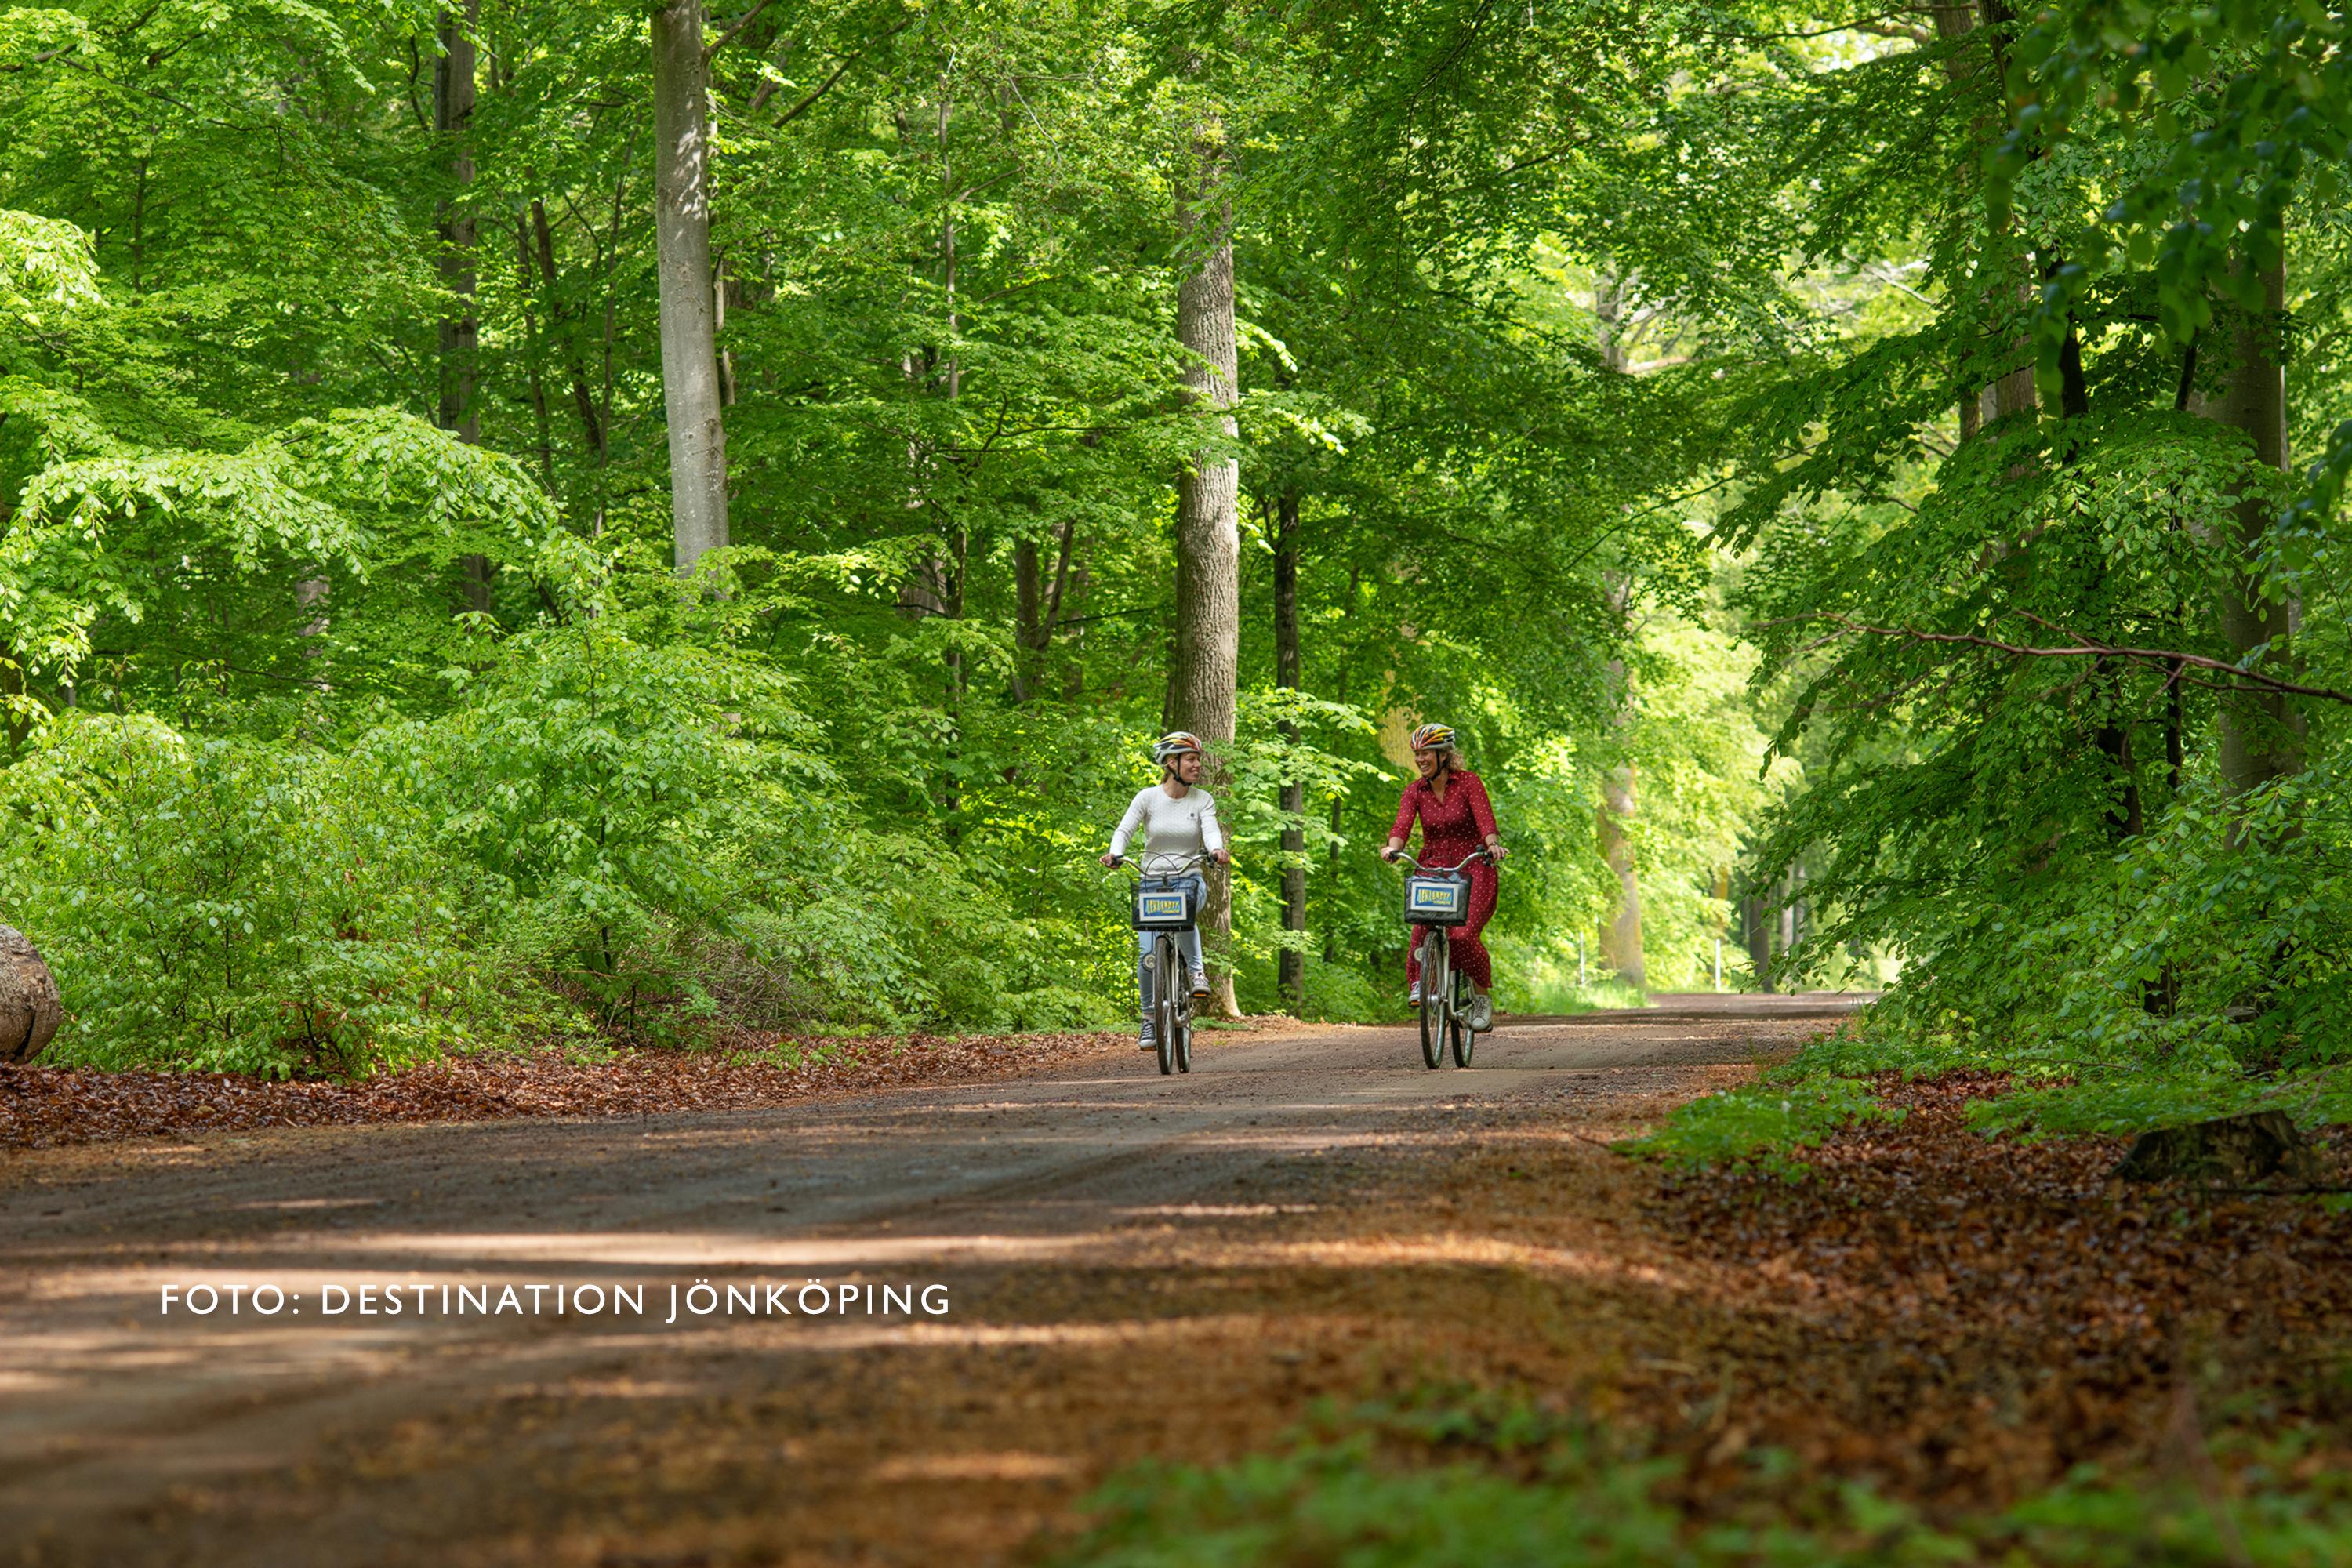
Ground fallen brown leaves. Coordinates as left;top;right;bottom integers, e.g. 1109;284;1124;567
0;1029;1130;1152
1647;1071;2352;1505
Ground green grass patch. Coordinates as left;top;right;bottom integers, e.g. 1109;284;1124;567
1054;1396;2352;1567
1621;1075;1900;1178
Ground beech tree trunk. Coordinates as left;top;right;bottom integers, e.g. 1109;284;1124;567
652;0;729;575
1590;299;1646;992
2210;261;2301;796
0;924;61;1064
436;2;492;615
1170;116;1241;1018
1743;894;1774;994
1597;757;1645;989
1275;492;1305;1009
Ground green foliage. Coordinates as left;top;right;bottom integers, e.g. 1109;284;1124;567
0;712;516;1075
1061;1396;2352;1566
1623;1073;1900;1178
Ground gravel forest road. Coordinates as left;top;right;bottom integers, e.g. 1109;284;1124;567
1;995;1864;1567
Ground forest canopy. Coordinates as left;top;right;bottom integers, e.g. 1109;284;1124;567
1;0;2347;1131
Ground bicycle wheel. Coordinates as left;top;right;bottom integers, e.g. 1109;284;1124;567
1154;941;1178;1076
1418;928;1446;1070
1174;982;1192;1074
1450;969;1475;1068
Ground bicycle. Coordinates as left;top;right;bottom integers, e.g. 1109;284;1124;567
1388;847;1493;1069
1118;849;1203;1076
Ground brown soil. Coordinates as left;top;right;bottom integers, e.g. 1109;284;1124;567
31;996;2342;1567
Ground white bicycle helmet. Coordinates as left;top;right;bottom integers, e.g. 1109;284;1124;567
1152;731;1204;767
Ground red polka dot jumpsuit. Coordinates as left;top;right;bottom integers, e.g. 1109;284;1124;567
1391;768;1500;992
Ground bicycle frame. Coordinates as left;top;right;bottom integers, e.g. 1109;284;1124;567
1389;847;1490;1069
1117;851;1202;1076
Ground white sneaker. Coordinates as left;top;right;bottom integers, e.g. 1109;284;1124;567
1189;963;1210;1000
1406;982;1422;1008
1468;988;1494;1033
1138;1021;1157;1051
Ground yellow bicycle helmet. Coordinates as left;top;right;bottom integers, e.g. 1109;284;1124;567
1408;723;1457;753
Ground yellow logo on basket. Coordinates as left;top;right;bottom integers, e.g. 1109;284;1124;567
1140;894;1186;920
1411;884;1460;910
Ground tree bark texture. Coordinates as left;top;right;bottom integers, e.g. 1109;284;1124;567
1170;119;1241;1017
1275;492;1305;1008
1932;2;1990;444
1597;760;1645;989
1742;894;1774;994
652;0;730;575
2211;262;2301;795
0;924;60;1064
435;2;492;615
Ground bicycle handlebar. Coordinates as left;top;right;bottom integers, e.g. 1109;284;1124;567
1109;849;1212;877
1387;846;1494;876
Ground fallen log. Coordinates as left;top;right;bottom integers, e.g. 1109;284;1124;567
2113;1111;2322;1186
0;926;60;1065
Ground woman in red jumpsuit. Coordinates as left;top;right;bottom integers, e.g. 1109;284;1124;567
1380;722;1509;1030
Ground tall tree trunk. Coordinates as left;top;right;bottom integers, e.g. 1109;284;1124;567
1275;491;1305;1009
436;2;492;615
2209;262;2301;796
1323;794;1341;965
1597;757;1645;989
1592;296;1645;992
1974;0;2038;434
1170;114;1242;1018
1934;2;1988;442
652;0;728;574
1742;892;1774;994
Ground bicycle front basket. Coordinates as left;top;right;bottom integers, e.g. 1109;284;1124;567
1133;884;1196;931
1405;874;1469;926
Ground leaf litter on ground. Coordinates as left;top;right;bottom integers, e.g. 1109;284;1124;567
0;1029;1133;1150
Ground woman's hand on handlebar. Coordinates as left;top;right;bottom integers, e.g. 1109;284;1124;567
1100;852;1123;869
1211;848;1231;866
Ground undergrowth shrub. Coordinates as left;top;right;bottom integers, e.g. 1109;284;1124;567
0;712;517;1074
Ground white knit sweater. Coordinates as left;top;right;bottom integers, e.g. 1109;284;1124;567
1108;785;1225;863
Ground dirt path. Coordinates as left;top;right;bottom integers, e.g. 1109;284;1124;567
1;996;1857;1567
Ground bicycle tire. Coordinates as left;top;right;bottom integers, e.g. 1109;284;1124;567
1418;928;1446;1070
1155;940;1177;1076
1174;983;1192;1073
1450;969;1475;1068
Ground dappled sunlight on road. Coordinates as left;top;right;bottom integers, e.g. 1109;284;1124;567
0;1008;1846;1560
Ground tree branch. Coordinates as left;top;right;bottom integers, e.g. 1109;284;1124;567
702;0;772;64
761;16;916;125
1796;613;2352;706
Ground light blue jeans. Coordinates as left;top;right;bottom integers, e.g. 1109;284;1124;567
1137;873;1207;1019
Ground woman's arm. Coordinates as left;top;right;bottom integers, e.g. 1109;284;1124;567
1198;793;1229;861
1105;789;1149;862
1383;786;1417;860
1465;773;1506;858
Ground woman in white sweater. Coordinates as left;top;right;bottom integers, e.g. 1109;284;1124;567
1100;731;1229;1048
